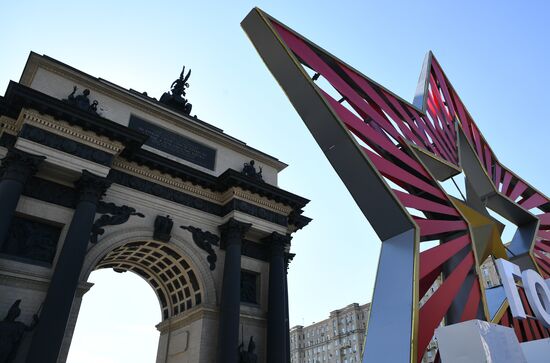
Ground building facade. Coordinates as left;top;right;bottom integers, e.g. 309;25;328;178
0;52;310;363
290;303;370;363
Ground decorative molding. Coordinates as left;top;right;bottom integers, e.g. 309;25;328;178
75;170;111;204
112;158;220;203
19;124;114;167
3;82;148;148
180;225;220;270
19;109;124;154
90;201;145;244
221;187;293;215
113;158;294;215
108;169;289;226
0;115;20;135
222;199;287;226
155;306;218;334
20;55;288;172
0;147;45;184
262;232;290;257
108;169;224;215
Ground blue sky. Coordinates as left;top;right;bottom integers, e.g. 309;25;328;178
2;1;550;361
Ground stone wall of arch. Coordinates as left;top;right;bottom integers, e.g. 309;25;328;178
56;225;221;363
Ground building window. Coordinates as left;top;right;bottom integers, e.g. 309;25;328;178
240;270;259;304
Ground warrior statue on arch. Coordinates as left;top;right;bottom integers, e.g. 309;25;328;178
160;66;193;115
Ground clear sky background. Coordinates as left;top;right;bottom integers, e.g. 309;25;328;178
1;1;550;362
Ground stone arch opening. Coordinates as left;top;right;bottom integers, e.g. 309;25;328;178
94;240;203;320
64;238;213;362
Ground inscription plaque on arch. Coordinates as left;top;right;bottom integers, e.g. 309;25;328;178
129;116;216;170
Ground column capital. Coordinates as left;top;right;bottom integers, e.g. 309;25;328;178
284;252;296;271
74;170;111;204
0;148;45;183
263;232;290;257
218;218;251;246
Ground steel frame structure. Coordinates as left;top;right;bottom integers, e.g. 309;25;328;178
242;8;550;362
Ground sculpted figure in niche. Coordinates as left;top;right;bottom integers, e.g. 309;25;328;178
242;160;263;181
63;86;100;115
239;336;258;363
154;215;174;242
0;300;38;363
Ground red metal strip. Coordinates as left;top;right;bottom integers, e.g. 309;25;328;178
410;108;455;163
537;230;550;241
393;190;460;217
339;64;427;148
413;218;468;237
471;126;484;163
321;89;432;179
431;59;457;119
520;194;548;210
535;241;550;254
517;288;534;341
460;278;481;322
512;315;524;342
519;288;542;340
364;149;448;200
426;97;457;161
417;252;474;361
428;75;456;147
451;90;473;142
484;145;492;178
420;266;441;299
501;172;513;194
501;310;510;327
537;213;550;225
534;254;550;278
493;163;502;188
272;23;403;143
419;235;471;279
540;322;550;338
383;92;434;151
508;181;528;201
430;76;454;129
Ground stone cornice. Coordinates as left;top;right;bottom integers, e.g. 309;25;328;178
19;125;114;167
112;157;220;203
113;157;295;215
122;149;309;210
221;187;293;215
20;52;288;172
155;306;218;333
0;115;20;135
19;108;124;154
2;81;148;148
118;148;308;210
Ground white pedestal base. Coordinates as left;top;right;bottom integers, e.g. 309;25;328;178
435;319;526;363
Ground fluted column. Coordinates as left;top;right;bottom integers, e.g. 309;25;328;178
0;148;44;248
265;232;289;363
26;170;111;363
217;218;251;363
284;253;294;363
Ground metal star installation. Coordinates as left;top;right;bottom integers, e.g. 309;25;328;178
242;8;550;363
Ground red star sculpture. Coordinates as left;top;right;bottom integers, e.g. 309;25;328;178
243;7;550;362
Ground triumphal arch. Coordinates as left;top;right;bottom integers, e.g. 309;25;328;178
0;52;310;363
